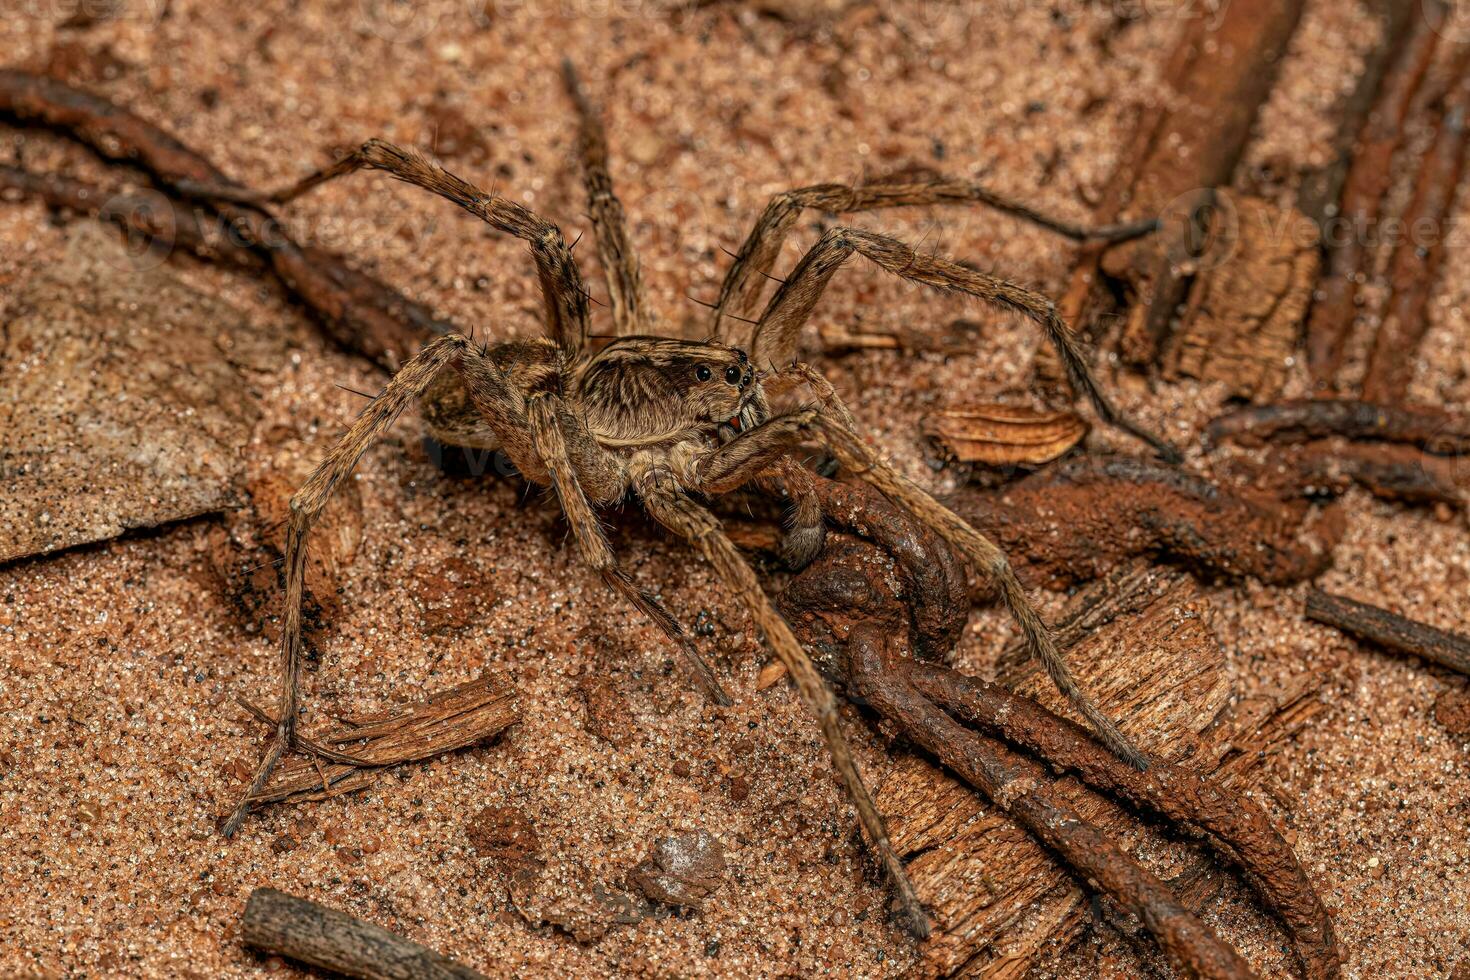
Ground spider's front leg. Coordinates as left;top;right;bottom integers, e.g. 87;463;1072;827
632;466;930;939
690;385;1149;770
747;225;1181;463
756;455;827;570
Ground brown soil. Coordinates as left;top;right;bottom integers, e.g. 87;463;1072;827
1;1;1468;977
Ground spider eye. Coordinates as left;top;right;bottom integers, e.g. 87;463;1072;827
724;366;742;385
696;365;712;382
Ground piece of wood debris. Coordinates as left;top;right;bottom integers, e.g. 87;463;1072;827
1361;56;1470;403
1040;0;1307;380
921;403;1088;467
818;318;984;356
1304;1;1440;386
0;221;280;564
879;566;1327;978
950;456;1342;589
1306;589;1470;678
241;886;488;980
243;674;517;807
1164;198;1319;402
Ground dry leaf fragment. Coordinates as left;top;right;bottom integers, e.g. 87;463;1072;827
922;403;1088;466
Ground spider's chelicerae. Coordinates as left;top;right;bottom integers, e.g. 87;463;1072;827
213;62;1176;936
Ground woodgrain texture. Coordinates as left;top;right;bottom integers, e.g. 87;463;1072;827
878;567;1326;977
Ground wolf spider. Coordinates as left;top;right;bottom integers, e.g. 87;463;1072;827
211;63;1175;936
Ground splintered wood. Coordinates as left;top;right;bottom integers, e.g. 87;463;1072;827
242;675;517;807
1048;0;1307;372
1165;198;1320;401
878;568;1323;978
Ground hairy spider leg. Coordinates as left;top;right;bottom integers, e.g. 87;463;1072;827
753;224;1178;461
562;60;649;336
221;335;727;836
180;139;592;354
632;469;931;939
711;171;1157;340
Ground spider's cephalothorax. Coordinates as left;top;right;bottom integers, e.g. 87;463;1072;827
216;61;1177;939
572;338;768;449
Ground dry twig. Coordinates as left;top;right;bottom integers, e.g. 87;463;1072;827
852;654;1256;980
0;162;257;266
1206;399;1470;452
905;663;1337;979
1245;441;1468;510
1306;590;1470;678
1206;401;1470;509
0;69;451;371
775;477;1336;978
242;887;487;980
1296;0;1422;228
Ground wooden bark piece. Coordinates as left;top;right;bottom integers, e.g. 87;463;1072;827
1165;198;1320;401
247;675;517;806
921;404;1088;467
241;887;487;980
1112;0;1308;366
1361;60;1470;403
1042;0;1306;379
1304;3;1441;386
879;568;1323;977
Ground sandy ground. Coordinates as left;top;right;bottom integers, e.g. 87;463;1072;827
1;0;1468;976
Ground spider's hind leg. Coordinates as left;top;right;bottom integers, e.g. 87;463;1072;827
633;473;930;939
221;334;479;837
